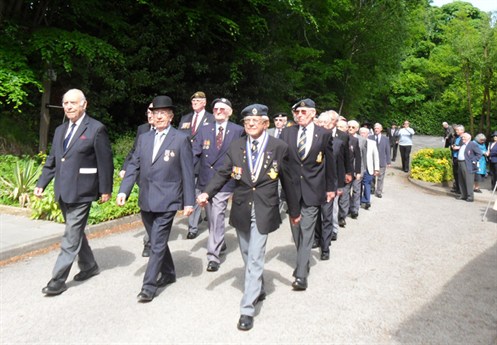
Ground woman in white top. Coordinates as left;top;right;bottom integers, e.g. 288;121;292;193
397;120;415;172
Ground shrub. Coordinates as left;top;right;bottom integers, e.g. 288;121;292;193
112;132;135;172
30;182;64;222
411;148;453;183
0;159;42;207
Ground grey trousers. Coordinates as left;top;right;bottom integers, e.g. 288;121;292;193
51;201;96;285
375;166;387;196
188;187;203;234
458;161;474;200
290;204;319;278
339;182;352;219
237;207;268;317
205;191;232;263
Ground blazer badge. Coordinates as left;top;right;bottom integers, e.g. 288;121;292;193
268;168;278;180
164;150;175;162
316;151;323;163
181;123;191;129
231;166;242;180
203;140;210;150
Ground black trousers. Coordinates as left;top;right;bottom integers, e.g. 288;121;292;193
399;145;412;172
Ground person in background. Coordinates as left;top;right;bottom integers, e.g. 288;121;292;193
359;127;379;210
178;91;215;240
450;125;465;194
192;98;244;272
387;122;400;162
455;132;482;202
120;102;155;257
472;133;487;193
442;122;454;148
369;123;390;198
397;120;415;173
487;131;497;190
267;112;288;139
35;89;114;296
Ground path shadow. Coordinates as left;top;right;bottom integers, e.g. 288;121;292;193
393;241;497;344
266;244;319;271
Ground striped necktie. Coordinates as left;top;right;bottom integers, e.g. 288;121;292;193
298;127;306;160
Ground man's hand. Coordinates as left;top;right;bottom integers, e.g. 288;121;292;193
118;170;126;179
100;193;111;203
34;187;44;198
355;173;362;181
197;193;209;207
290;215;301;225
183;206;193;217
345;174;353;184
374;170;380;176
116;194;126;206
326;191;336;202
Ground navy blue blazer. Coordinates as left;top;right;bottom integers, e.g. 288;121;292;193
193;121;245;192
280;125;336;206
203;136;300;234
119;127;195;213
37;115;114;203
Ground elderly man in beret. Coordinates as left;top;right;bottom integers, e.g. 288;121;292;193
117;95;195;302
197;104;301;331
179;91;215;240
268;112;288;139
192;98;245;272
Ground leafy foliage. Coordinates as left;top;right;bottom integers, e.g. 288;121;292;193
410;148;453;183
0;157;41;207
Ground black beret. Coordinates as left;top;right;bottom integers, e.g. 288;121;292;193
211;98;232;108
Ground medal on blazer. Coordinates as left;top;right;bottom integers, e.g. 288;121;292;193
164;150;175;161
316;151;323;163
181;123;191;129
231;166;242;180
203;140;210;150
268;168;278;179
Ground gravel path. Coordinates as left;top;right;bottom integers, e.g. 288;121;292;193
1;136;496;344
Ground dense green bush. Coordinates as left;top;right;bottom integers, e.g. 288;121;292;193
411;148;453;183
0;152;141;224
0;159;41;207
112;132;135;172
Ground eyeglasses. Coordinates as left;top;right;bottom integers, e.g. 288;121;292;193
348;126;357;129
153;109;173;116
274;118;286;122
294;109;308;115
213;107;228;112
243;118;264;125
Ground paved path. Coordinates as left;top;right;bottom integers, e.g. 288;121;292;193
1;136;496;344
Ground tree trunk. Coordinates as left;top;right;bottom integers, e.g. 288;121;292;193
463;63;474;135
38;78;51;153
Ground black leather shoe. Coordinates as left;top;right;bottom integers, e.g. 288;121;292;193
338;218;346;227
142;245;151;257
375;194;382;198
466;198;474;202
320;251;330;261
256;292;266;304
137;289;154;302
220;242;227;254
312;239;319;249
350;212;358;219
157;274;176;287
365;203;371;210
186;231;198;239
237;315;254;331
206;261;220;272
331;232;338;241
456;196;467;200
74;264;99;282
42;282;67;296
292;277;308;290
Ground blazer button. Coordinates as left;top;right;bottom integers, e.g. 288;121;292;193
61;158;65;162
210;166;213;169
253;187;256;190
249;202;252;206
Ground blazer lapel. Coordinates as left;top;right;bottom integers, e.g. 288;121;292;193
64;117;88;154
152;128;175;165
